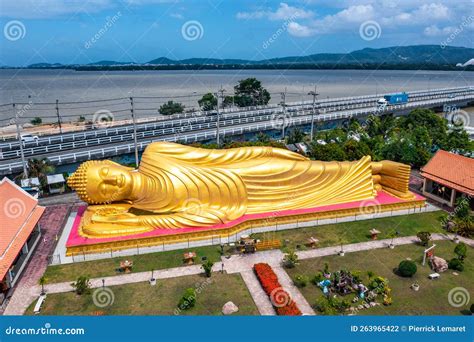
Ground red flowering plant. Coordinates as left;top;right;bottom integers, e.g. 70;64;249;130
253;263;302;316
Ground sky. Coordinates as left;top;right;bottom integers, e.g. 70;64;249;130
0;0;473;66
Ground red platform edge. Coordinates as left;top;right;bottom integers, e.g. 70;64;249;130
66;191;425;247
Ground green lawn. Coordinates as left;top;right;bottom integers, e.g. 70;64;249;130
26;273;258;315
44;245;222;283
253;211;445;251
45;211;444;283
286;240;473;315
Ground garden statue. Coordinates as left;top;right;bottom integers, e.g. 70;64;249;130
68;141;414;238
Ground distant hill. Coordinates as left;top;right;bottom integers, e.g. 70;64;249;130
146;46;474;66
22;45;474;70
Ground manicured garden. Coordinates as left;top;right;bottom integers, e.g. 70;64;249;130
44;245;222;283
285;240;473;315
26;273;258;315
253;211;445;251
44;211;444;284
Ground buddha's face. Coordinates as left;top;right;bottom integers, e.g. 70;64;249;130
88;162;134;203
69;161;135;204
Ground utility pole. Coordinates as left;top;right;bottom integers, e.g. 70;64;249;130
280;88;287;139
308;86;319;142
130;96;139;167
13;104;28;179
55;99;62;134
216;86;226;145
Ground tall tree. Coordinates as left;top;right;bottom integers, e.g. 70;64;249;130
198;93;217;111
233;78;271;107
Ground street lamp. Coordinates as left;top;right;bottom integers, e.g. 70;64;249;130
308;86;319;142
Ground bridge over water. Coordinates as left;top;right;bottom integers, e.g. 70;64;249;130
0;86;472;176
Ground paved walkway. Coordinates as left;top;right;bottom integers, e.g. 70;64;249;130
272;266;315;315
3;205;70;315
240;270;276;315
7;232;473;316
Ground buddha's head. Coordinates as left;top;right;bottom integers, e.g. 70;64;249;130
68;160;135;204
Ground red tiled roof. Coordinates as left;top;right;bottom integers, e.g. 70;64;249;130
420;150;474;196
0;178;45;281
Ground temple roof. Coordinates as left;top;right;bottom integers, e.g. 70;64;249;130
0;178;45;281
420;150;474;196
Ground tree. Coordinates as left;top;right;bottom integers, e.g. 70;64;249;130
16;158;55;192
342;139;372;161
38;276;47;295
233;78;270;107
416;231;431;246
30;117;42;125
159;101;185;115
454;242;467;261
287;128;305;144
256;132;270;144
309;142;346;161
71;276;91;295
198;93;217;111
398;260;417;277
201;260;214;277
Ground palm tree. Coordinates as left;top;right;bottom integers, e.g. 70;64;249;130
38;276;47;295
16;158;55;190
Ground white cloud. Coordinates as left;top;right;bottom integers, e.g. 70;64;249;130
237;2;313;21
287;22;315;37
423;24;455;37
240;1;470;38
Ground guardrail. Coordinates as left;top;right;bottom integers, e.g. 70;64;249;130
1;91;473;175
1;86;472;146
1;86;473;153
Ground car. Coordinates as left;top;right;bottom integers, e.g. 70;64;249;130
447;94;456;99
20;134;39;143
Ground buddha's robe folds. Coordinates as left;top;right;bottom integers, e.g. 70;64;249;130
84;142;380;236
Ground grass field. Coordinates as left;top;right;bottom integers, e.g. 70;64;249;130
285;240;473;315
253;211;445;251
26;273;258;316
44;245;222;283
44;211;444;283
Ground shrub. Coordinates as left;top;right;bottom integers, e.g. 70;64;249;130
178;288;196;310
201;260;214;277
312;272;324;285
30;117;42;125
454;243;467;260
283;250;298;269
71;276;91;295
416;232;431;246
448;258;464;272
398;260;417;277
293;274;309;288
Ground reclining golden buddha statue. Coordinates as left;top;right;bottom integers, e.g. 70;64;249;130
67;142;414;238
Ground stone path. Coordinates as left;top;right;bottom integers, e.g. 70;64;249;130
240;270;276;315
3;205;70;315
272;266;315;315
6;231;474;316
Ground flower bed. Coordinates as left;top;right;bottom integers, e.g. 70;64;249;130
253;263;302;316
